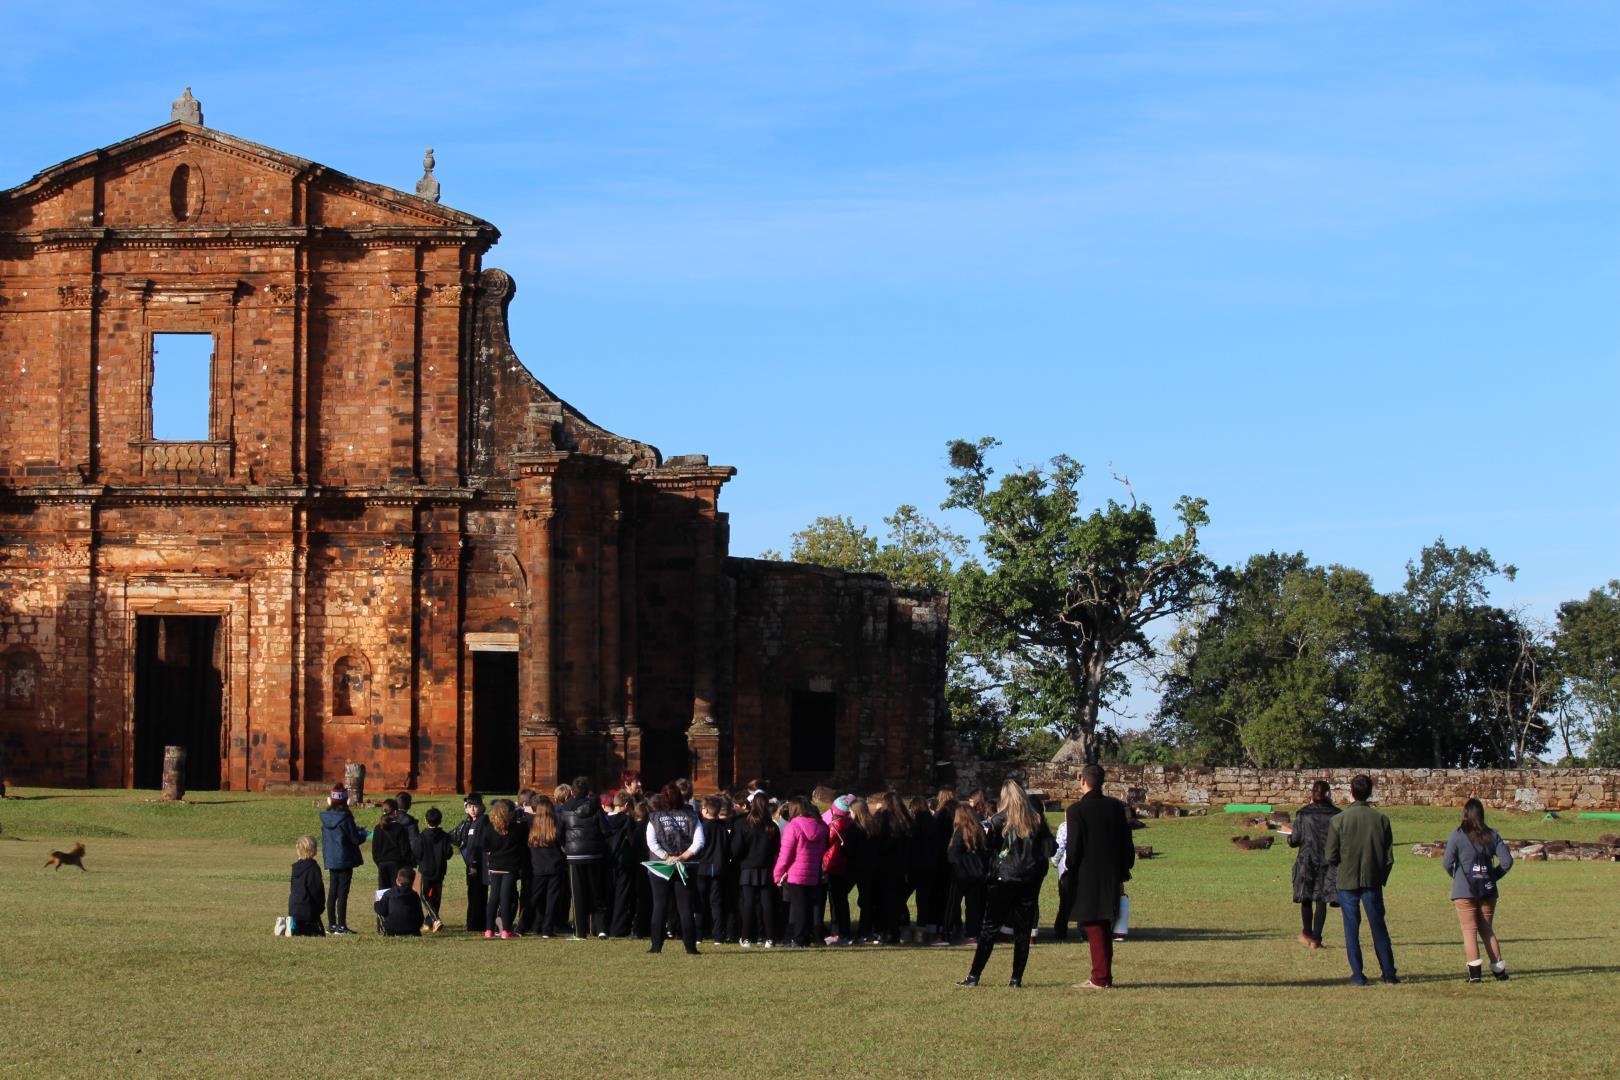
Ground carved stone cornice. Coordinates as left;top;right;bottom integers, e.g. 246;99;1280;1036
56;284;99;309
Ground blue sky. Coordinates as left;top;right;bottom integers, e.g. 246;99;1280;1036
4;3;1616;694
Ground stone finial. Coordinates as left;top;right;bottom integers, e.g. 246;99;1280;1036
171;86;203;126
415;147;441;203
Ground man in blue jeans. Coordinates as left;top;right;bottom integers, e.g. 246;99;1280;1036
1325;773;1399;985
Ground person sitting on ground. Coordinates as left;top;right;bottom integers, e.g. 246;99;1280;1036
374;867;426;936
1443;797;1513;982
1288;779;1339;950
287;834;326;936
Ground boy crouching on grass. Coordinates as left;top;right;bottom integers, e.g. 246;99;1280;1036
284;835;326;936
375;868;426;936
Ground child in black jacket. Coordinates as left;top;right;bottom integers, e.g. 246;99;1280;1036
415;807;453;924
287;835;326;936
523;794;567;937
371;799;413;891
374;867;426;936
691;795;731;942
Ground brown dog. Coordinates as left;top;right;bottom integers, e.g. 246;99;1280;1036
44;842;87;871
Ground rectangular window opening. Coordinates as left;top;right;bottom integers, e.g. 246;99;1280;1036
150;333;214;441
789;690;837;773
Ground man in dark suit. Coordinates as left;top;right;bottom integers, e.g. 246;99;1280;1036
1064;764;1135;989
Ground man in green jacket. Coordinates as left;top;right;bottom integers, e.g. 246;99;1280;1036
1325;774;1398;985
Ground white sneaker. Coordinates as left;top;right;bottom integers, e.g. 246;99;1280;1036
274;916;288;936
740;940;752;949
763;939;774;949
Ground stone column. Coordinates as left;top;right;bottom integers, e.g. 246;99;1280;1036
514;453;567;791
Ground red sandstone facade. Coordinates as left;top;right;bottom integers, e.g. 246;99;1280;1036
0;105;948;793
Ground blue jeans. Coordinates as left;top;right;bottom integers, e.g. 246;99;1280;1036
1337;887;1397;982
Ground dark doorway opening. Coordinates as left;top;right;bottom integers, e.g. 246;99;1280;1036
134;614;224;789
640;727;691;790
790;691;837;773
471;651;519;793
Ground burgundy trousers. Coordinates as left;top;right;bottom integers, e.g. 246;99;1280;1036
1080;921;1114;986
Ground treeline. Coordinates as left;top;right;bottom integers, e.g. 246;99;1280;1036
766;438;1620;769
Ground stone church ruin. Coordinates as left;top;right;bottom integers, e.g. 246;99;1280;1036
0;92;948;793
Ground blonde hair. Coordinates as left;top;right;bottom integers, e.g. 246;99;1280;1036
999;779;1040;840
295;835;317;860
553;784;574;803
489;800;513;836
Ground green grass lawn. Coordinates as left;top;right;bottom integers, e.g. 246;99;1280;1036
2;790;1616;1079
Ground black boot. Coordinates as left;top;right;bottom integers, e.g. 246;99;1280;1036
1466;964;1483;983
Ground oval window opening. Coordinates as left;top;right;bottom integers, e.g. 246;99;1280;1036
170;164;191;221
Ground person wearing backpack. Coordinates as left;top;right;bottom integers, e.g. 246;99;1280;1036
1442;798;1513;982
956;779;1051;988
1064;764;1135;989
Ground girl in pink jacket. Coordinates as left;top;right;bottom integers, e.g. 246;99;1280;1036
773;796;829;947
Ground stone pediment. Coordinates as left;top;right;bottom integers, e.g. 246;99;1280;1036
0;121;498;241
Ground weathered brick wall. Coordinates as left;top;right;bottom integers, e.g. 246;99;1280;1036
0;111;951;795
968;762;1620;811
726;558;949;793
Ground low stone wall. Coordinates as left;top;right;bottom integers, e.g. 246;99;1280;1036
974;764;1620;812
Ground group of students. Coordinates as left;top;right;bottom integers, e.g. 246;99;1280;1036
284;766;1512;989
282;765;1136;986
1286;773;1516;985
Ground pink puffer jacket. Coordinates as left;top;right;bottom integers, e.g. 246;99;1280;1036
773;814;829;886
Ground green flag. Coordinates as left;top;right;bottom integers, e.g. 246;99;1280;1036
642;859;689;884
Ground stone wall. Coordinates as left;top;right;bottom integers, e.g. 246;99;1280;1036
972;763;1620;811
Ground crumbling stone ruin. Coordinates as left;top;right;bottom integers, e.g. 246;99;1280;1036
0;94;948;793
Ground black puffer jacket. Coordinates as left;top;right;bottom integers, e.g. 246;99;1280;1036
370;820;413;870
559;796;609;860
1289;800;1340;904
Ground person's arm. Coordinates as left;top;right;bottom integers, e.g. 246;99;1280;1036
1442;832;1460;877
1118;803;1136;880
1287;815;1304;848
1325;816;1341;866
1379;816;1395;882
646;821;669;861
773;823;797;883
1063;806;1084;883
1493;831;1513;879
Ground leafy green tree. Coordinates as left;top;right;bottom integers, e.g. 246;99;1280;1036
943;437;1212;765
1154;552;1391;766
1557;581;1620;764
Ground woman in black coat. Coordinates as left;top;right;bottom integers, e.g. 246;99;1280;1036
1287;780;1340;949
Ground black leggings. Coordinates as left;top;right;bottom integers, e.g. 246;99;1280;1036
326;868;352;929
648;873;698;954
969;881;1037;981
1301;900;1328;941
738;882;779;943
569;861;609;937
486;870;517;933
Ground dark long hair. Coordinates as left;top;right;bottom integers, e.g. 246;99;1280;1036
743;793;779;838
657;782;686;813
1461;798;1492;849
527;795;558;848
1310;780;1331;804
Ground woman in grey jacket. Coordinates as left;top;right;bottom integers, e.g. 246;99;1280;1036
1442;798;1513;982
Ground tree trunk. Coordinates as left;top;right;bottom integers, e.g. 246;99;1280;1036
1051;680;1104;765
344;762;366;807
161;745;187;802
